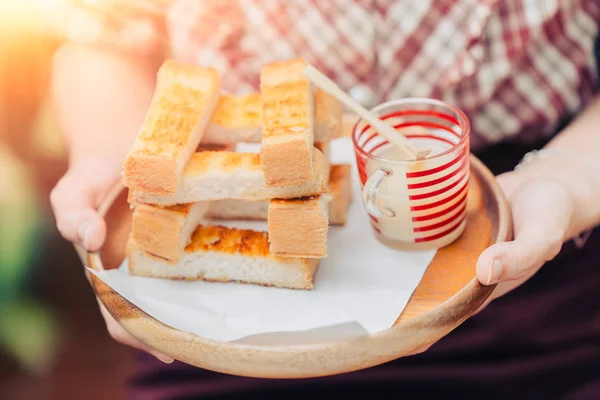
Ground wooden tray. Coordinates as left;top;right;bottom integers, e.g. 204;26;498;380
85;154;512;379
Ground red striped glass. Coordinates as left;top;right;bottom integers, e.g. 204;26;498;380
352;98;471;251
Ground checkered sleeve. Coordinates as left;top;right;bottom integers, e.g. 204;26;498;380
42;0;600;147
378;0;600;149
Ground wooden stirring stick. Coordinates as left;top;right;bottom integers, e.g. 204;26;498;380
303;64;431;160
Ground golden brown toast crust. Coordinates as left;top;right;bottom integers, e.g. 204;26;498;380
162;203;193;213
203;89;338;145
261;82;312;134
330;164;351;189
211;93;261;128
137;84;213;157
259;137;314;187
185;151;262;175
315;89;344;140
186;225;271;257
122;60;221;195
328;164;353;225
178;147;325;189
124;155;178;195
131;205;186;262
268;196;328;258
159;59;219;84
196;143;236;152
260;58;315;188
260;59;308;87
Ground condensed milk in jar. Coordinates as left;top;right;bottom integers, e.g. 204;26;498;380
352;98;471;251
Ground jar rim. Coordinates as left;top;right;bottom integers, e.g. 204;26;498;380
351;97;471;164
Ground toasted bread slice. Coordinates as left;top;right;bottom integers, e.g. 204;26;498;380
131;202;210;263
268;196;329;258
264;161;339;258
315;89;344;141
206;164;350;224
203;89;341;145
129;164;351;262
328;165;353;225
206;199;269;221
260;58;315;188
123;60;221;195
129;147;329;206
204;93;262;144
127;227;320;290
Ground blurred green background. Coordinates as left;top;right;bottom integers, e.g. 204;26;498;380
0;1;132;398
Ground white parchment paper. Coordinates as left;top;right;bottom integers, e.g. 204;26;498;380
88;139;437;345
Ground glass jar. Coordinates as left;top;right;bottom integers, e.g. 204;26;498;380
352;98;471;251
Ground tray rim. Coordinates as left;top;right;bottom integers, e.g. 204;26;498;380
84;153;513;379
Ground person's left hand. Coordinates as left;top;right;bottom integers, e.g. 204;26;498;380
408;171;575;356
473;170;575;312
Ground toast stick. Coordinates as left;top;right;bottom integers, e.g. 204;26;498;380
123;60;221;195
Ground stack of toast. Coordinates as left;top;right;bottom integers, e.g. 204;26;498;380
122;59;352;290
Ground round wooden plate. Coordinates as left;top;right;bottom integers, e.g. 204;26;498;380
86;154;512;379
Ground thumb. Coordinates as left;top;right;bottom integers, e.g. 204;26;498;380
50;166;116;252
476;180;572;285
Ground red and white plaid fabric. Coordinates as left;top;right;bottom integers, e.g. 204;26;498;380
59;0;600;150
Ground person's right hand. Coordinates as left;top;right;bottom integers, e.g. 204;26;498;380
50;157;175;364
50;158;116;252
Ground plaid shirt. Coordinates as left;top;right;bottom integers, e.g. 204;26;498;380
54;0;600;150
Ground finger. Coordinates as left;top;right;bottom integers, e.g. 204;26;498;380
50;172;107;251
476;235;557;286
97;301;174;364
476;180;572;285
